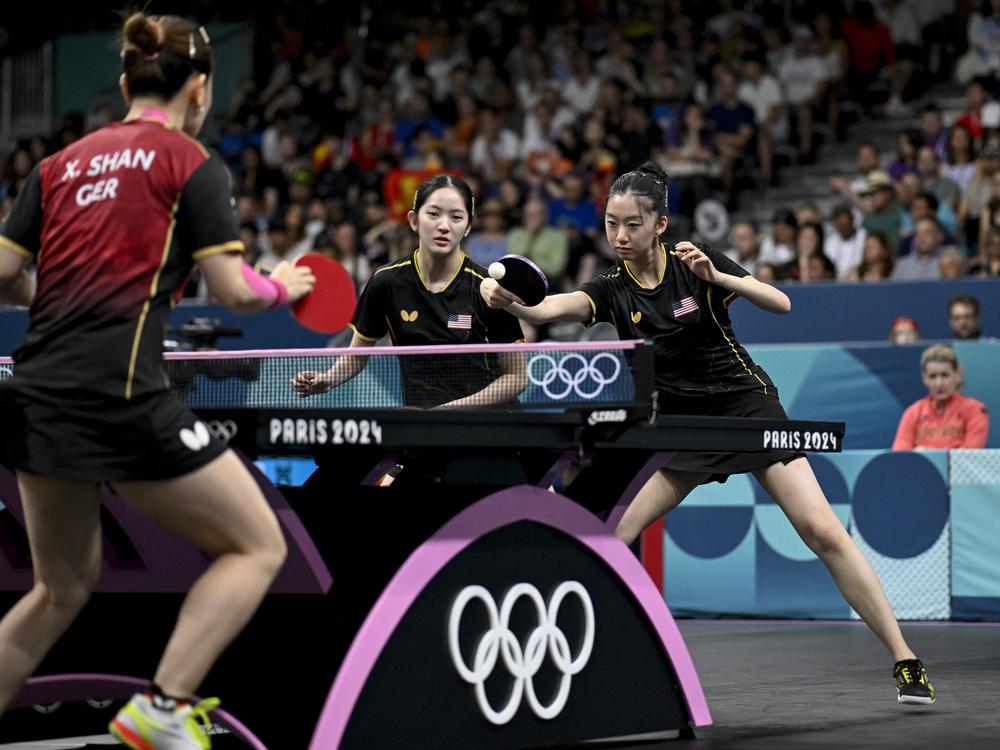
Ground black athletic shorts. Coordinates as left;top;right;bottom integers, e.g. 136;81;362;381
0;381;228;482
657;387;805;483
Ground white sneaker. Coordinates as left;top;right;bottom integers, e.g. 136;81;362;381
109;692;220;749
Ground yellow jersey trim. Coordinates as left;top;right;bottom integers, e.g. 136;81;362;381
577;291;598;327
723;275;752;308
413;249;465;293
348;323;380;343
192;240;244;260
623;245;667;289
464;266;485;281
0;235;33;260
126;194;180;400
707;286;767;395
373;258;412;275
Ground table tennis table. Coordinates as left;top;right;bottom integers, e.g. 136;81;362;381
0;341;843;749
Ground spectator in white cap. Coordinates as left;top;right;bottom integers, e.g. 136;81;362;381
860;169;905;251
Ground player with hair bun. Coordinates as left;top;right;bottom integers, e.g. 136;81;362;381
0;12;314;748
482;160;936;706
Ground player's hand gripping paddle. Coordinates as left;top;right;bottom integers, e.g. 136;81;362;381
487;254;549;307
291;253;357;333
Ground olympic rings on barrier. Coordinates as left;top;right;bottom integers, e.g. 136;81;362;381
448;581;595;725
527;353;622;400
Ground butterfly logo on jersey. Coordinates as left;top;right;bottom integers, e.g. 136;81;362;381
631;312;642;324
179;421;211;452
401;309;419;322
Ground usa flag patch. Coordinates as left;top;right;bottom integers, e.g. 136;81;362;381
672;296;699;318
448;313;473;330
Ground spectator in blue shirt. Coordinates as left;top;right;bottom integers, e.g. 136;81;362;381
394;94;444;159
651;72;686;147
707;68;756;203
548;172;599;236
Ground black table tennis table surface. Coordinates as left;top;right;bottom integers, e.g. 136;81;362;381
197;404;845;456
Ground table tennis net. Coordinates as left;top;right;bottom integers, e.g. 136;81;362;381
157;343;654;410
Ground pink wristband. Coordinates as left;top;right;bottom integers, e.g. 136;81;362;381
270;275;289;307
241;262;289;308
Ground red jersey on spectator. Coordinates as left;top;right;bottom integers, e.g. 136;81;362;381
892;393;990;450
351;123;395;171
953;112;983;142
840;17;895;73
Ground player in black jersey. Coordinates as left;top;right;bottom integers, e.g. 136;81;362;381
481;161;935;705
292;174;526;407
0;13;315;747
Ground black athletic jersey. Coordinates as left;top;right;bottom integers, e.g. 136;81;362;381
579;242;775;397
350;249;524;407
0;119;242;399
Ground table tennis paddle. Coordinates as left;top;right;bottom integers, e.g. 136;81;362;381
291;253;357;333
488;254;549;307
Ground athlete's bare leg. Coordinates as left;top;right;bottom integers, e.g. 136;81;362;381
113;449;286;697
614;467;710;545
0;474;102;713
753;457;915;662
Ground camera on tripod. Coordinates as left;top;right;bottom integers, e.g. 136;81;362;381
165;317;243;351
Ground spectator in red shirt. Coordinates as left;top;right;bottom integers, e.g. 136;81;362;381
954;79;990;142
892;344;990;450
841;1;898;113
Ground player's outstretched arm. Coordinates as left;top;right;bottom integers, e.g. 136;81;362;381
674;241;791;315
291;334;373;397
199;252;315;314
480;278;591;324
716;274;791;315
440;349;529;408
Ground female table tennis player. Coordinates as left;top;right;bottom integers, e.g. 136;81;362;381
0;13;314;748
480;161;935;705
292;174;527;407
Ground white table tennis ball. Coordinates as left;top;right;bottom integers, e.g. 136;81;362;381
488;262;506;280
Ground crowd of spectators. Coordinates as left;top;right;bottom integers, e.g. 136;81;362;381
0;0;994;312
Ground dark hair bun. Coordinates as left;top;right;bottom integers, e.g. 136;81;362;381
636;160;669;184
124;13;161;55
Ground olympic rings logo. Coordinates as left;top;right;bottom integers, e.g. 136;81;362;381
206;420;238;441
448;581;595;725
527;353;622;400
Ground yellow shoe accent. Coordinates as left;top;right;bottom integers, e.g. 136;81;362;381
184;697;221;750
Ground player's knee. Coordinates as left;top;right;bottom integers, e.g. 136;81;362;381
253;521;288;579
35;577;94;613
804;519;848;558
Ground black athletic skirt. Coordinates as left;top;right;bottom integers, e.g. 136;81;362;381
658;387;805;483
0;381;228;482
